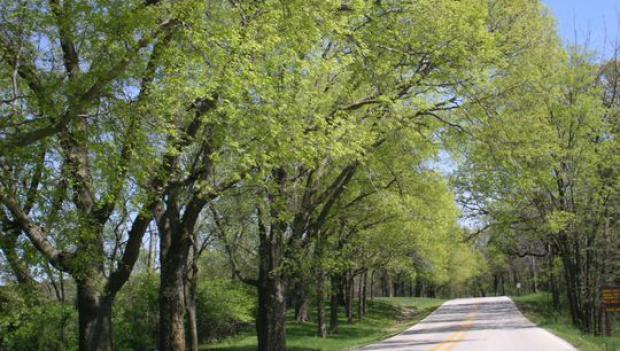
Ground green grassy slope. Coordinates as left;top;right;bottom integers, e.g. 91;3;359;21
201;297;445;351
514;293;620;351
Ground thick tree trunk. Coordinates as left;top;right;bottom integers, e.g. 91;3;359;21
296;298;309;323
256;226;286;351
77;284;113;351
256;273;287;351
294;284;310;323
159;245;190;351
329;275;339;333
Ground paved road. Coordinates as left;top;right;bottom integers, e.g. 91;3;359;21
357;296;575;351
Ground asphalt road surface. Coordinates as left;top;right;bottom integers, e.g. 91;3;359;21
357;296;576;351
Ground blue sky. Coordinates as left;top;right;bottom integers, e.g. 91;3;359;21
542;0;619;58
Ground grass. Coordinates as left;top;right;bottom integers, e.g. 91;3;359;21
201;297;445;351
514;293;620;351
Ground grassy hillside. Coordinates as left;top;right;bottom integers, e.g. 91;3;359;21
201;297;445;351
514;293;620;351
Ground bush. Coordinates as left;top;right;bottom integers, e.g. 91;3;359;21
196;279;256;342
0;276;256;350
113;273;160;351
0;285;77;351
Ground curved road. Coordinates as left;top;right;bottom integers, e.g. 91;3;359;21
357;297;575;351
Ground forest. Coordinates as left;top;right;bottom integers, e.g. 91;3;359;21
0;0;618;351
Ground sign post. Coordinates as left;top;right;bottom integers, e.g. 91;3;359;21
601;285;620;336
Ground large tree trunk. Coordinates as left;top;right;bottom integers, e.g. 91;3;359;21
77;283;113;351
256;269;287;351
293;283;310;323
159;240;191;351
256;224;287;351
329;275;339;333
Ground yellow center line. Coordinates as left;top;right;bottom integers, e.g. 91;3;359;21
427;304;480;351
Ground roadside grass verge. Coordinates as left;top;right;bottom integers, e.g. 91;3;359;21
201;297;445;351
514;293;620;351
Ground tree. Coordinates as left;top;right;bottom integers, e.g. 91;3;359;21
456;48;619;332
0;1;213;350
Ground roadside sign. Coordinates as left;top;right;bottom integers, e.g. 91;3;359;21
601;286;620;312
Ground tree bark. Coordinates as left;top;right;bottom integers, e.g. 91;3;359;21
256;262;287;351
186;247;200;351
346;272;354;323
187;297;199;351
370;270;375;300
315;230;327;337
357;271;364;319
293;281;310;323
316;269;327;337
77;283;113;351
256;217;287;351
159;246;189;351
362;271;368;316
329;275;339;333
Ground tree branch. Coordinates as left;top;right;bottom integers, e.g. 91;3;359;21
0;184;72;271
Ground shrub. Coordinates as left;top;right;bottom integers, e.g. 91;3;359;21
196;279;256;342
113;273;160;351
0;285;77;351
